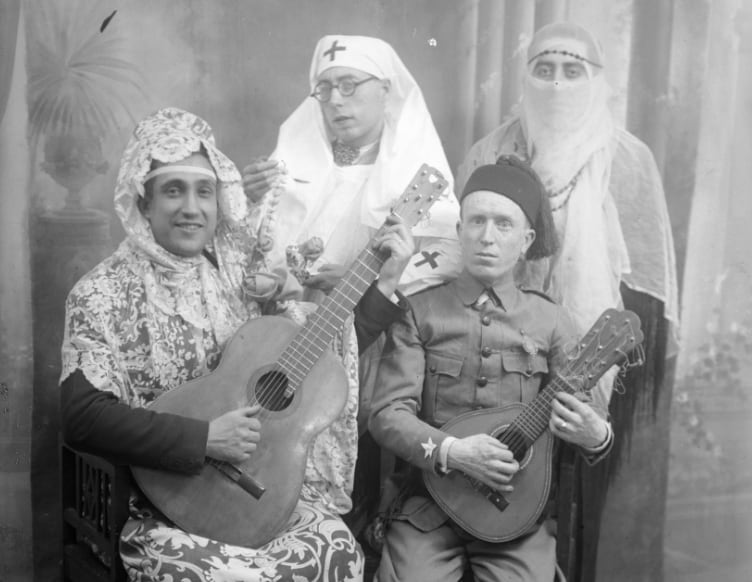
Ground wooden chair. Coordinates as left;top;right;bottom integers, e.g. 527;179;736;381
61;443;130;582
60;439;384;582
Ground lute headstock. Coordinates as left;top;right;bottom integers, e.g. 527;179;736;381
560;308;644;394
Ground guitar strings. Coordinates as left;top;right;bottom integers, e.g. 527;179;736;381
202;176;442;485
495;334;592;452
250;255;637;449
250;240;385;418
453;316;641;496
504;320;635;447
248;181;441;415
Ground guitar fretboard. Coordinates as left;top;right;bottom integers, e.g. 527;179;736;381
277;247;384;393
466;374;579;511
500;375;579;459
267;162;448;398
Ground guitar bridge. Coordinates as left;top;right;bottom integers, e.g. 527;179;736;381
466;474;510;513
207;458;266;499
485;489;509;512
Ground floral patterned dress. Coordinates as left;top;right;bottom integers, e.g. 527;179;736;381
60;108;363;582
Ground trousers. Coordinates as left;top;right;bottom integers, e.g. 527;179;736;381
377;496;557;582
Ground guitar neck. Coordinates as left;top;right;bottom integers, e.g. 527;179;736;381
500;375;577;458
278;245;384;387
272;162;449;392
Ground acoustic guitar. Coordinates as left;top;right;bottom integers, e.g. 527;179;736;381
424;308;643;543
131;164;449;548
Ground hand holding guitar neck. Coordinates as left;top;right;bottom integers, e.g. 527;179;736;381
302;214;416;296
549;391;610;449
372;213;416;298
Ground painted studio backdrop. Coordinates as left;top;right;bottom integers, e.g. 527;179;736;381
1;0;751;581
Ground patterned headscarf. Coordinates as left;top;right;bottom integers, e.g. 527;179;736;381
61;108;261;406
114;107;247;265
61;109;361;514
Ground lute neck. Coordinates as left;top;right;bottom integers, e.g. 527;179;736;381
500;374;578;453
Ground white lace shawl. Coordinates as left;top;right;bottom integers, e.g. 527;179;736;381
60;107;359;514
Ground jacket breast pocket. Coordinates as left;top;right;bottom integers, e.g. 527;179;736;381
424;352;464;424
500;350;549;403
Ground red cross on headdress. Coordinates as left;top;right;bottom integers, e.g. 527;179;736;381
323;39;347;62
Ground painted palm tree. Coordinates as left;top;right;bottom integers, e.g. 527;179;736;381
27;0;146;211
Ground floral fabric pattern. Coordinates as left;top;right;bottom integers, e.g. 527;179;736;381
61;239;253;406
121;487;363;582
60;108;362;580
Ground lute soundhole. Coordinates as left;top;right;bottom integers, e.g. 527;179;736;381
493;423;534;470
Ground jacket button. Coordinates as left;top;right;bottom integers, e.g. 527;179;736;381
429;365;437;373
476;377;488;387
481;346;492;358
481;316;491;326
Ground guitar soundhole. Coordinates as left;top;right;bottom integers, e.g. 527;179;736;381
492;424;534;470
254;370;293;411
516;446;534;471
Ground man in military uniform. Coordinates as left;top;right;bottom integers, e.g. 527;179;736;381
369;157;613;581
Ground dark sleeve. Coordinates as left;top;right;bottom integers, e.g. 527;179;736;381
368;301;453;474
354;281;408;354
61;369;209;474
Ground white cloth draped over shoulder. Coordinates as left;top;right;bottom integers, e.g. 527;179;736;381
255;35;461;296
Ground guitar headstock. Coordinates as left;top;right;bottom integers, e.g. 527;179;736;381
563;308;644;393
389;164;449;229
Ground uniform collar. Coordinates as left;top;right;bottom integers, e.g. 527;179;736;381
455;269;520;311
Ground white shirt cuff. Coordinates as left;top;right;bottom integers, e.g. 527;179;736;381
583;422;612;454
437;436;458;473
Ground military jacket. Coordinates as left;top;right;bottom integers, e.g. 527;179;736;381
369;270;604;474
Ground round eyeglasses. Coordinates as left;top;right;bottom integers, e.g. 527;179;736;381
310;76;378;103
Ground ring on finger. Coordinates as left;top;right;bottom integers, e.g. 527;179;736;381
560;421;568;430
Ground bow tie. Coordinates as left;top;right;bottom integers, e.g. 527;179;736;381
332;142;360;166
